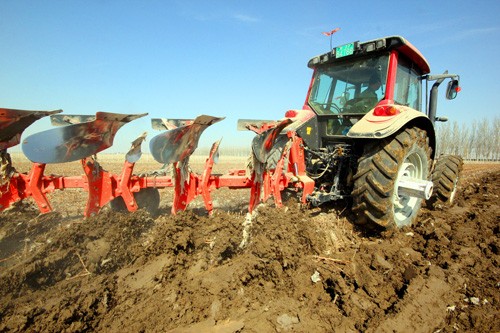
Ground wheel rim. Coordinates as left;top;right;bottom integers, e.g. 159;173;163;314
393;151;426;227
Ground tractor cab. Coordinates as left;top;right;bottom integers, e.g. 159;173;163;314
305;36;430;138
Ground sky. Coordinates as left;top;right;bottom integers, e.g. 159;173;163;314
1;0;499;155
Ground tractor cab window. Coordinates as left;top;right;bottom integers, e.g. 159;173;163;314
308;53;389;115
394;56;422;111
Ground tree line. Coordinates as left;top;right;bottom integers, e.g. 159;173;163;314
192;118;500;161
435;117;500;161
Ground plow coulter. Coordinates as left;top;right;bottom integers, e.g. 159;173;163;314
0;108;311;218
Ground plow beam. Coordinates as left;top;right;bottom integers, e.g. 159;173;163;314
22;112;148;164
0;163;86;213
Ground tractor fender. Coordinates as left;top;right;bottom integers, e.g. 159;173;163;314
347;105;436;158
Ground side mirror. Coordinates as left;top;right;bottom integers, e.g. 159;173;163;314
446;79;461;100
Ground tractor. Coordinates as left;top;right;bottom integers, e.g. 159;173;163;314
244;35;462;229
1;35;463;231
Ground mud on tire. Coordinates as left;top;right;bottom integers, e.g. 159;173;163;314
352;127;432;229
428;155;463;207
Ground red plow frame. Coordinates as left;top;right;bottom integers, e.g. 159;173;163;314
0;108;315;217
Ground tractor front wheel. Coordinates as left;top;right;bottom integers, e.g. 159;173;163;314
352;127;432;229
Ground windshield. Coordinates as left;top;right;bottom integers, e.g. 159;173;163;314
308;53;390;115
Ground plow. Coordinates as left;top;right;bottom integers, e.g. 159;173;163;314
0;35;463;229
0;109;309;218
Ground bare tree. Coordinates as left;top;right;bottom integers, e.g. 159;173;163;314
457;122;470;159
433;117;499;161
477;119;490;161
493;117;500;161
466;121;477;160
436;121;451;156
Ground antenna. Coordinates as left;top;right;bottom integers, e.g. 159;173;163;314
322;27;341;50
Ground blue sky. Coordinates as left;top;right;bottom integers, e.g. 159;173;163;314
1;0;499;154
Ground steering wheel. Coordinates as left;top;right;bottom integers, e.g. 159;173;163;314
330;103;343;114
343;97;374;113
315;103;342;114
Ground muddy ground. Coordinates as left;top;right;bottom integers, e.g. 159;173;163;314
0;161;498;332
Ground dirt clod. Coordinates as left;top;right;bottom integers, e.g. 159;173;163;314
0;164;499;332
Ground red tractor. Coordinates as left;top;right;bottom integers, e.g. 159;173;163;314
242;35;462;229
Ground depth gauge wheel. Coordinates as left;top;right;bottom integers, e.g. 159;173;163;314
352;127;432;229
109;187;160;215
428;155;463;206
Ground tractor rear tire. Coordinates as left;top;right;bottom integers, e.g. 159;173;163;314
109;187;160;216
352;127;432;229
428;155;463;207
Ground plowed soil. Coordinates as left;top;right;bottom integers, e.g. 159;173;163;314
0;159;499;333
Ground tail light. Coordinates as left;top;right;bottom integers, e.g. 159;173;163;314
373;105;400;117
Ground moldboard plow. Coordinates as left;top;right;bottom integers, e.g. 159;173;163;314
0;109;308;218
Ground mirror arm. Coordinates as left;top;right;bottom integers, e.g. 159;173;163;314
425;73;460;81
427;71;448;124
